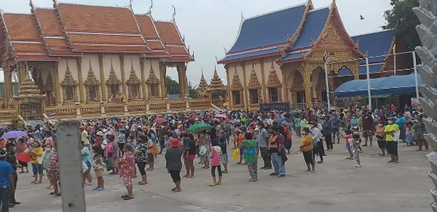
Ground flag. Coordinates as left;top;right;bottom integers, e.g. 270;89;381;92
48;113;56;119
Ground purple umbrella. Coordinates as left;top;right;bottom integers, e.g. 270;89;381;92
1;131;26;139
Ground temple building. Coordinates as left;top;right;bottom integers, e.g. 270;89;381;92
0;0;212;121
218;0;406;110
196;68;227;108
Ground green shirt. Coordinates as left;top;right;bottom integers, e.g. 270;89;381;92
241;139;258;163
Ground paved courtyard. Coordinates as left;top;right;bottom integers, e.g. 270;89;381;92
14;139;432;212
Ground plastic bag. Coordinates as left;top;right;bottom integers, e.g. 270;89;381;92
232;148;239;161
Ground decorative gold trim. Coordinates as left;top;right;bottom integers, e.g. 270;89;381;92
266;62;282;88
146;63;159;85
126;59;141;85
52;62;61;105
98;54;106;101
230;65;243;91
119;55;127;96
247;66;261;89
105;59;121;86
84;59;100;86
44;71;54;92
60;64;78;87
140;58;146;100
76;58;84;103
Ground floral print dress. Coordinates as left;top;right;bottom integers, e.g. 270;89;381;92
119;151;135;179
48;151;60;181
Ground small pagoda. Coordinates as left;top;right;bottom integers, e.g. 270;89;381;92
208;68;227;103
197;72;209;99
14;64;46;119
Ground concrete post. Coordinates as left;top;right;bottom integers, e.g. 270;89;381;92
56;121;86;212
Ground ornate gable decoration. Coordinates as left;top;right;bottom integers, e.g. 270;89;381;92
146;63;159;85
209;68;225;90
61;62;78;87
126;59;141;85
230;68;243;91
106;59;121;86
247;67;261;89
84;59;100;86
266;65;282;88
44;72;54;92
198;72;208;91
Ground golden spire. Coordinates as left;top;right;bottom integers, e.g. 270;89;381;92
209;67;225;90
198;70;208;90
126;59;141;85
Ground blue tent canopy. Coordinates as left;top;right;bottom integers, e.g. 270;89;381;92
334;74;423;97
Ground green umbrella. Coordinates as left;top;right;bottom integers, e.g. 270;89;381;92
188;123;213;133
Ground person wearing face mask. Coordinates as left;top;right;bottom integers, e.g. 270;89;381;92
5;143;19;207
375;121;386;156
257;123;271;170
300;127;315;173
309;122;323;164
385;117;400;163
42;144;54;190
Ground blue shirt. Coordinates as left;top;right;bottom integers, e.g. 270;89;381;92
118;133;126;144
81;147;90;162
330;118;342;128
395;117;406;128
0;161;14;187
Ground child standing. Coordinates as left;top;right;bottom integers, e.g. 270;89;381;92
352;134;362;168
342;130;354;160
92;154;105;191
209;140;223;186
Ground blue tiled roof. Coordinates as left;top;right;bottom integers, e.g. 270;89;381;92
279;7;329;62
337;63;384;77
219;47;280;63
292;7;330;50
352;30;394;64
279;50;308;62
227;4;306;54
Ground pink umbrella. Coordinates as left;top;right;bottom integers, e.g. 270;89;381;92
215;114;228;119
153;118;166;124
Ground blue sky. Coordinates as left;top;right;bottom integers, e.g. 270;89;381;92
0;0;392;86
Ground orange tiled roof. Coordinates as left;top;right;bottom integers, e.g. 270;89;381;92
2;13;59;61
4;14;40;41
56;3;150;53
135;15;160;39
72;45;150;53
33;9;80;57
155;21;184;45
34;9;63;36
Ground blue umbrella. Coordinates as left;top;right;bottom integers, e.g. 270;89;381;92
1;131;26;139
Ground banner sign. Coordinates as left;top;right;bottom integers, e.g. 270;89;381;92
260;102;290;112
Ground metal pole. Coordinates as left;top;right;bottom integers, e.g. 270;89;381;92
394;52;397;75
413;51;420;99
56;121;86;212
366;57;372;109
324;60;331;111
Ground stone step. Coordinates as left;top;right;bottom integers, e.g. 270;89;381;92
428;171;437;188
426;134;437;152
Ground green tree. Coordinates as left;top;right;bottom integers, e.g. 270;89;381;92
166;76;199;98
166;76;179;94
383;0;420;51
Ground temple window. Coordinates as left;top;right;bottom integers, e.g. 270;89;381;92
88;85;99;101
60;67;78;102
109;85;119;96
129;84;140;99
150;84;159;97
65;86;75;101
249;89;259;104
232;91;241;105
269;88;279;102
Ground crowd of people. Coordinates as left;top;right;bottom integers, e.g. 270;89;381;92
0;103;427;210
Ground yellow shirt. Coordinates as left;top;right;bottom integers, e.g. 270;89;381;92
385;124;399;142
31;147;43;164
300;134;314;152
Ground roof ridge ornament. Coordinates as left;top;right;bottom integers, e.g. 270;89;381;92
147;0;153;15
171;5;176;22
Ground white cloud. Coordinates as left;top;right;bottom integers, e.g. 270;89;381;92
0;0;392;85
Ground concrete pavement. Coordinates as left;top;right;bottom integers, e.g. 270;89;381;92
13;139;432;212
